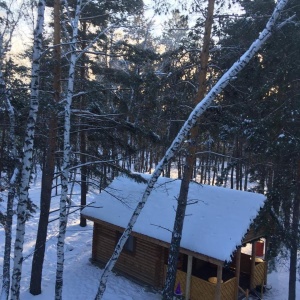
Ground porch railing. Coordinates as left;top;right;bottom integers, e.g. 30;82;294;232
164;265;237;300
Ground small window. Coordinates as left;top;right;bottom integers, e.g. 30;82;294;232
116;231;136;254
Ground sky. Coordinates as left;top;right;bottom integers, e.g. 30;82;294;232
142;0;243;35
6;0;243;60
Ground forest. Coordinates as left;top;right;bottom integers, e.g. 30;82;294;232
0;0;299;299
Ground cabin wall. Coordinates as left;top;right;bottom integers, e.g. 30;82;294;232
92;222;165;288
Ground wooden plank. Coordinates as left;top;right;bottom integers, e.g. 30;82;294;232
84;217;225;266
191;275;215;300
215;265;222;300
221;277;236;300
250;242;256;289
93;222;165;288
264;237;269;284
235;247;241;299
157;247;166;288
185;255;193;300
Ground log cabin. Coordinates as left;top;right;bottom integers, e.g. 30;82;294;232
81;174;268;300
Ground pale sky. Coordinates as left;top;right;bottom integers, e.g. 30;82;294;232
7;0;243;60
142;0;242;36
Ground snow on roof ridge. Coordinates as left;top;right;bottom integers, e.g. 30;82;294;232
82;173;266;262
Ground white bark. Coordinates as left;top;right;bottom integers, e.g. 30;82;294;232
54;1;115;297
10;1;46;299
55;0;82;299
94;0;290;298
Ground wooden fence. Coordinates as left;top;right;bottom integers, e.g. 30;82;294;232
164;265;237;300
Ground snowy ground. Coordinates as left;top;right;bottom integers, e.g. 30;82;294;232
0;180;299;299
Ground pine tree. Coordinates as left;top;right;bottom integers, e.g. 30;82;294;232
214;0;300;298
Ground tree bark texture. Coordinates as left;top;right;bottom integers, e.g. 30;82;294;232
163;0;215;298
29;0;61;294
80;20;87;227
55;0;81;298
288;160;300;300
10;1;46;299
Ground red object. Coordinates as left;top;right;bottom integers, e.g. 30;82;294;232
256;240;264;256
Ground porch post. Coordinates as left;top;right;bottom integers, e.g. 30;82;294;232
235;247;241;299
264;237;269;285
250;241;256;289
185;255;193;300
215;264;222;300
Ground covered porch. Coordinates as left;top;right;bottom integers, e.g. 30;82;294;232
166;239;268;300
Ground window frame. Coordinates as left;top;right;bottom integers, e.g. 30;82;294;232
115;231;136;255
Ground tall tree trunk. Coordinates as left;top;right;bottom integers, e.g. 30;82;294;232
230;163;234;189
10;1;45;299
288;160;300;300
163;1;215;298
80;128;87;226
0;118;5;175
94;1;290;297
29;0;61;294
55;0;81;298
80;20;87;227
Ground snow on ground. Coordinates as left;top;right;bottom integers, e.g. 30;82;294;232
0;181;160;300
0;180;299;299
263;253;298;300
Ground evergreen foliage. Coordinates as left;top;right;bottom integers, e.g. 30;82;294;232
1;0;300;298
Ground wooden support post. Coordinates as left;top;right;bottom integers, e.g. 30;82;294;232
235;247;241;299
185;255;193;300
215;265;223;300
250;241;256;289
264;237;269;285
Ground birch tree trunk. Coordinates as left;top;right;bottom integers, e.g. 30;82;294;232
10;1;46;299
55;1;81;298
79;20;87;228
54;1;112;296
0;5;23;298
94;0;291;298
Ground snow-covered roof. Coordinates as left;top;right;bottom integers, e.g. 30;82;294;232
82;174;266;262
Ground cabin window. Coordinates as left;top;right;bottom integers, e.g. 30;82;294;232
116;231;136;254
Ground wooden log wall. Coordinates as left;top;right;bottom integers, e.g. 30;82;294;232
92;223;166;288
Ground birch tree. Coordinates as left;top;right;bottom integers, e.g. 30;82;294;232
94;0;293;298
0;3;23;298
54;0;82;298
54;0;118;297
10;1;46;299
